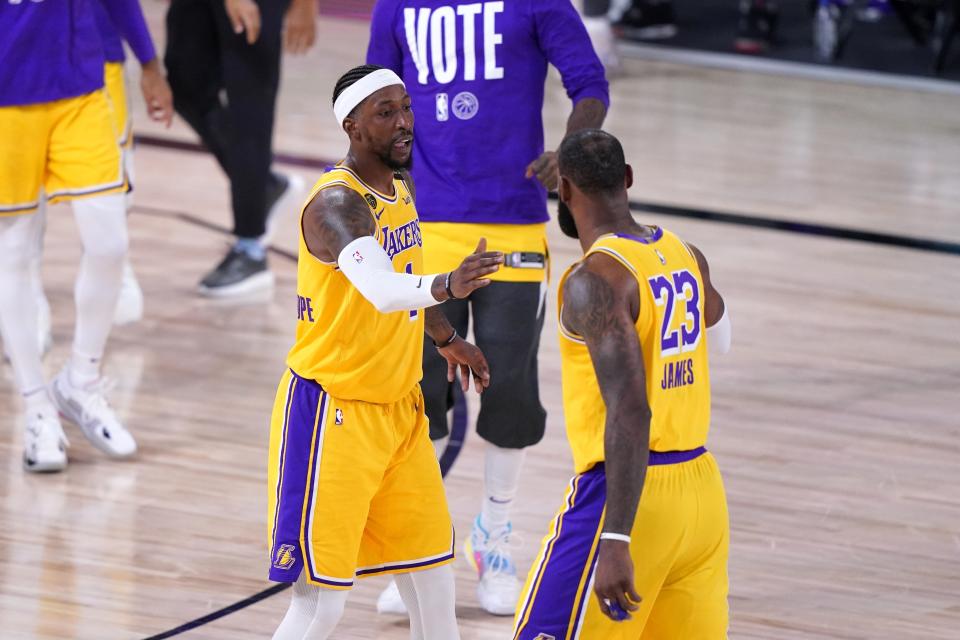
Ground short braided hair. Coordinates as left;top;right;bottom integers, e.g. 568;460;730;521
332;64;387;119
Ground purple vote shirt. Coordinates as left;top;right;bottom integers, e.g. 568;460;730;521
367;0;609;225
0;0;155;107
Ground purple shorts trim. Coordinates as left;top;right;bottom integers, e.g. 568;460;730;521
649;446;707;465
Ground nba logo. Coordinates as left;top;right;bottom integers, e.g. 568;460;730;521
335;409;344;425
655;249;667;265
436;93;449;122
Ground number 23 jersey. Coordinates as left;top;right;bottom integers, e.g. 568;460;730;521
558;228;712;474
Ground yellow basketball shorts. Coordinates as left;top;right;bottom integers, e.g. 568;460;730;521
421;222;549;283
0;90;125;215
103;62;133;150
267;369;454;589
514;449;729;640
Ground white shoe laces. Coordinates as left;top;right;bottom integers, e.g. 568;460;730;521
72;377;118;425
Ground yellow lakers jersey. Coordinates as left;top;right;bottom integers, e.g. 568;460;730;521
558;228;712;473
286;164;424;404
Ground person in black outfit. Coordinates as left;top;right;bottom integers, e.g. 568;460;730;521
164;0;315;297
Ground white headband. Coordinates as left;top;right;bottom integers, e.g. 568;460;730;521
334;69;406;126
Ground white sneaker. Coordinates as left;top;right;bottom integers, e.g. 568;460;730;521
376;579;408;615
259;173;305;246
113;260;144;326
51;370;137;459
23;407;69;473
464;516;522;616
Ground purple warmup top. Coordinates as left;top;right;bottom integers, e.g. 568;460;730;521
92;0;157;64
367;0;609;225
0;0;155;107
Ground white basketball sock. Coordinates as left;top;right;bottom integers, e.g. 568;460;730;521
395;573;424;639
480;441;526;533
408;564;460;639
302;585;348;639
71;194;127;374
272;572;320;640
0;214;48;394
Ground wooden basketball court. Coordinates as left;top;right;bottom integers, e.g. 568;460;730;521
1;8;958;640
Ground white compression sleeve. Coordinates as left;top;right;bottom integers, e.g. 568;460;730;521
707;305;732;356
337;235;443;314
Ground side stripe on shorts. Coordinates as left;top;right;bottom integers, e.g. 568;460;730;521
514;468;607;640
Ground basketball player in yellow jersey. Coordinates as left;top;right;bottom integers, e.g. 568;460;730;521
267;65;504;640
514;129;734;640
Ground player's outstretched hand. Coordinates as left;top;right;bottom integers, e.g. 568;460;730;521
437;338;491;394
446;238;503;299
594;539;641;622
140;60;173;128
225;0;261;45
525;150;559;191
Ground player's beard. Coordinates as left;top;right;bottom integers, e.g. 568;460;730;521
557;200;579;239
379;136;413;171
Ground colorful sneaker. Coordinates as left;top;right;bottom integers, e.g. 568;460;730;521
23;407;69;473
51;370;137;459
376;579;408;615
464;516;522;616
113;260;144;326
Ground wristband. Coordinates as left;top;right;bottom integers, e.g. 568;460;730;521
444;272;460;300
432;328;458;349
600;532;631;544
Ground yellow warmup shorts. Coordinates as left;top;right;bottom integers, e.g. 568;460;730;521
421;222;549;283
514;450;729;639
103;62;132;150
267;369;454;589
0;89;125;215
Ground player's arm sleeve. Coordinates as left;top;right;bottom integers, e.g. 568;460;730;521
337;236;443;314
707;305;732;355
99;0;158;64
366;0;404;73
533;0;610;108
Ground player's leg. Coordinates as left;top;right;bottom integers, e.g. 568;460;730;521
4;197;52;361
641;453;730;639
467;281;547;615
376;298;469;616
0;215;68;471
0;101;68;471
271;570;319;639
363;386;458;637
195;0;289;297
103;61;144;326
43;90;135;458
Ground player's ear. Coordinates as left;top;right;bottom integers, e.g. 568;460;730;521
342;117;359;140
558;175;572;204
624;164;634;190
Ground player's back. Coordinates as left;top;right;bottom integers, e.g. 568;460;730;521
286;165;425;404
558;227;711;473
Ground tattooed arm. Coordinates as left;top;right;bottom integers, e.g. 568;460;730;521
561;253;648;621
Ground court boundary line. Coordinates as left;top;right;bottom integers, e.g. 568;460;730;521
135;134;960;256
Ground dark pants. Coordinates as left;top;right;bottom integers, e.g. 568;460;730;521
422;281;547;450
164;0;288;238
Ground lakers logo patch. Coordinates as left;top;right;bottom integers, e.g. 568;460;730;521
364;193;378;209
273;544;297;570
534;634;556;640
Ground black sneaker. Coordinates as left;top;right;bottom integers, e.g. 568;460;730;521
614;1;678;41
735;0;779;53
198;247;274;298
